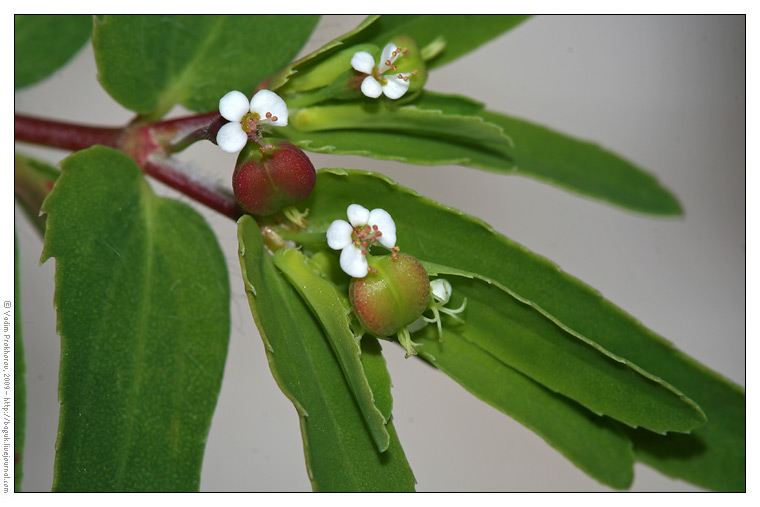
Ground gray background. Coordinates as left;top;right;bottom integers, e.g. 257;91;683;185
14;15;745;491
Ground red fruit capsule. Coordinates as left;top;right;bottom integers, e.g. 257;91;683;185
349;253;430;337
232;140;316;216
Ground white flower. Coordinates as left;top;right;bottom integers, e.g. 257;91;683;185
326;204;397;278
350;43;416;100
216;89;289;153
410;278;466;338
430;278;453;304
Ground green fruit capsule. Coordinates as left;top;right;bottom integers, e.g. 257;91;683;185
349;253;430;337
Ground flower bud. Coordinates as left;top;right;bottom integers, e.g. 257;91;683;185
349;253;431;337
232;140;316;216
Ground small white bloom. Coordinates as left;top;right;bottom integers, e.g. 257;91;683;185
430;279;453;304
351;43;415;100
216;89;289;153
414;278;466;338
326;204;398;277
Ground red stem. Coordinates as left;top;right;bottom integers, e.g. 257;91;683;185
14;113;123;151
15;112;241;221
143;158;243;221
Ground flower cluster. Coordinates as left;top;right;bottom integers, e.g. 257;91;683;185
326;204;398;278
351;43;418;100
216;89;289;153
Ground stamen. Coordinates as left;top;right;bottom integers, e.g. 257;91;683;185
271;116;278;122
385;59;393;66
265;112;272;118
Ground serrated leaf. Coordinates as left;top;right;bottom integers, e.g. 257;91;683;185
273;248;391;452
414;328;634;489
479;109;683;215
40;146;230;491
417;261;704;434
281;91;683;216
15;15;93;89
93;15;319;118
14;232;26;491
269;16;380;92
15;152;60;236
237;215;415;491
290;168;743;490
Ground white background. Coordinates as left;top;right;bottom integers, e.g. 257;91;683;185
13;15;745;491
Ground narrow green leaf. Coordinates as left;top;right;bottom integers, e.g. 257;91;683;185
93;15;319;117
291;102;511;145
418;261;704;434
479;109;684;215
363;15;532;69
294;168;744;490
15;15;93;89
269;16;380;92
14;232;27;491
40;146;230;491
415;328;634;489
280;126;509;167
273;248;391;452
360;336;393;421
238;215;415;491
282;91;683;216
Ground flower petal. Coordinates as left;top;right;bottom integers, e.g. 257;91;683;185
359;75;383;99
250;89;289;126
368;208;396;248
216;122;248;153
219;90;250;122
350;51;376;74
377;43;399;73
340;245;368;278
326;220;354;250
347;204;370;227
430;279;452;304
382;74;410;100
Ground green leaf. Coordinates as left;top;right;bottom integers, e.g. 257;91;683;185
93;15;319;118
14;152;60;237
14;232;26;491
273;248;391;452
40;146;230;491
479;109;684;215
291;101;511;145
237;216;415;491
281;91;683;216
294;168;743;490
363;15;532;69
269;16;380;92
418;261;704;434
415;328;634;489
14;15;93;89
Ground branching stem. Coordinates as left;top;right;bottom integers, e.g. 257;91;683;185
14;112;241;221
